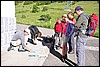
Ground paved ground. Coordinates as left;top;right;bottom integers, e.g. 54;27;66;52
1;24;99;66
1;39;49;66
16;24;100;66
42;38;99;66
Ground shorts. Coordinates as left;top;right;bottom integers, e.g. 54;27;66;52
54;32;62;37
62;34;70;44
11;39;21;47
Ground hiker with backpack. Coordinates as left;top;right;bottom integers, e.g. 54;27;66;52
67;12;76;54
74;6;98;66
54;18;62;49
74;6;89;66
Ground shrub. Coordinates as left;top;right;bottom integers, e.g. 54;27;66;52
57;1;64;3
44;1;51;5
36;1;51;6
39;14;51;22
42;6;48;12
32;5;40;13
15;1;19;5
71;1;76;5
15;1;23;5
36;1;44;6
51;1;57;3
23;1;33;5
21;15;26;19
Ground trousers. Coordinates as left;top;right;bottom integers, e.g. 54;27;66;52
76;35;88;66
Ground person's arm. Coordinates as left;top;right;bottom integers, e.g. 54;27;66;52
73;18;76;24
24;46;32;52
69;24;74;37
20;33;32;52
54;23;56;32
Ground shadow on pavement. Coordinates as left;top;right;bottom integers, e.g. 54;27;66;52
50;49;78;66
65;58;78;66
37;36;78;66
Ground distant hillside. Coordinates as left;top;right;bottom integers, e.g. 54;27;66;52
15;1;99;37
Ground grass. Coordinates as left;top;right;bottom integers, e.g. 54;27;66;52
15;1;99;38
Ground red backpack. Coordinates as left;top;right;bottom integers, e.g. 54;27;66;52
85;14;99;36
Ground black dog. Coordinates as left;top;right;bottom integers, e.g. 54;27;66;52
28;25;42;45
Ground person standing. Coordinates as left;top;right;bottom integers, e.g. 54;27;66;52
67;12;76;54
61;14;68;62
74;6;89;66
61;14;75;62
54;18;62;49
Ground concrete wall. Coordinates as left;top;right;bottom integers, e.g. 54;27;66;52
1;1;15;17
1;1;16;51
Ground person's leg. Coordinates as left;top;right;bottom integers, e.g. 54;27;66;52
16;39;22;46
16;39;25;51
58;32;63;48
76;36;87;66
64;36;70;59
61;34;67;62
54;33;59;49
62;43;66;56
64;43;68;59
62;42;66;62
7;39;22;51
68;38;72;52
62;35;69;61
68;33;75;54
71;33;75;51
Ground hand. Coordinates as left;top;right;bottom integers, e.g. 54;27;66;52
68;34;70;37
24;46;32;52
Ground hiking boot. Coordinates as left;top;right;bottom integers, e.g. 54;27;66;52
33;42;37;45
18;46;26;52
61;56;65;62
68;50;74;54
65;54;68;59
7;43;14;51
56;46;60;50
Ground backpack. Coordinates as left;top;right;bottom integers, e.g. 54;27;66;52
42;35;55;50
85;14;99;36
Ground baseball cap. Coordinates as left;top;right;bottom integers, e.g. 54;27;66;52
74;6;82;13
